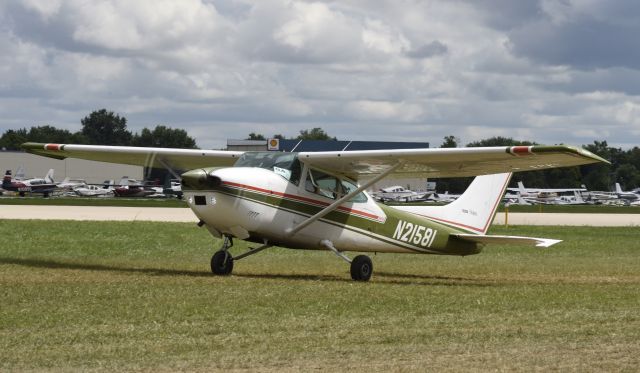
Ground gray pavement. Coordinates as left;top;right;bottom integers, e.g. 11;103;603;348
2;205;640;226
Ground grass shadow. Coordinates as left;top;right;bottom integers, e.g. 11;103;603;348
0;257;212;278
1;257;498;286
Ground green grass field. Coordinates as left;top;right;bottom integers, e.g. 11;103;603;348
1;221;638;371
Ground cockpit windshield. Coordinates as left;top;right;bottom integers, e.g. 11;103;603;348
234;152;301;184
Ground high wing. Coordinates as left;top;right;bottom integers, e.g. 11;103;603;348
22;143;244;170
22;143;606;180
299;145;608;180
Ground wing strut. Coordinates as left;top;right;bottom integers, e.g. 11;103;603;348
157;158;182;180
285;162;402;236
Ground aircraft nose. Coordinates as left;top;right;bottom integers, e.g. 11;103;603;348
181;169;222;190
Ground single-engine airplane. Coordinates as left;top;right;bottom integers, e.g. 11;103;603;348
22;142;607;281
2;169;57;197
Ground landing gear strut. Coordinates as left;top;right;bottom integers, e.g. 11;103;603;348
320;240;373;282
209;235;273;276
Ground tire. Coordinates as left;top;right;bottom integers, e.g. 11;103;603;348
211;250;233;275
350;255;373;281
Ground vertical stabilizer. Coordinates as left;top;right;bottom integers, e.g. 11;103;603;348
44;169;55;183
15;166;25;180
615;183;623;194
391;173;512;234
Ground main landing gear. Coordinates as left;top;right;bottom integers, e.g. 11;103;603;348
320;240;373;282
210;235;272;276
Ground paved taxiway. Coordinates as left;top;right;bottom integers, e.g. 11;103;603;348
1;205;640;226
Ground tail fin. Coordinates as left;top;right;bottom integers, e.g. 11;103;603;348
391;173;512;234
517;181;526;194
44;169;54;183
615;183;623;194
15;166;25;180
3;170;13;188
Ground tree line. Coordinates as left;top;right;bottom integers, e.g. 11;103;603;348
0;109;197;150
2;111;638;191
438;136;639;193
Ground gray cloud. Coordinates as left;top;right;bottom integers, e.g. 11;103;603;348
405;41;448;59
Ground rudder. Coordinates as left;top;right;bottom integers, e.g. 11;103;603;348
391;173;512;234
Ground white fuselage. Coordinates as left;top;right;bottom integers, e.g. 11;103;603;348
183;167;423;254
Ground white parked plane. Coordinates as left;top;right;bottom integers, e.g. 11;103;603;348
73;184;114;197
23;142;607;281
614;183;639;201
373;185;431;202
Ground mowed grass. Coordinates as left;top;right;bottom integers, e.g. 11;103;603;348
0;221;638;372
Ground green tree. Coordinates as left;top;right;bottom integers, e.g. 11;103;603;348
440;135;459;148
614;164;640;190
81;109;132;145
466;136;535;147
297;128;336;141
246;132;266;140
581;141;613;190
0;129;28;150
26;125;76;144
132;125;198;148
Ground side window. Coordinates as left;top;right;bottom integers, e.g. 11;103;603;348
341;179;367;203
306;169;338;199
305;169;367;203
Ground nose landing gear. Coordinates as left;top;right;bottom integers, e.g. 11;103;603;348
211;236;234;275
210;235;273;276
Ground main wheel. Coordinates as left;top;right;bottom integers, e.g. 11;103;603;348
211;250;234;275
350;255;373;281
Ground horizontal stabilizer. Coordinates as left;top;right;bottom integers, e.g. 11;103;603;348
453;234;562;248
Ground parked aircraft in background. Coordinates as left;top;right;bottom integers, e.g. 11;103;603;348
113;176;156;198
23;142;607;281
373;185;432;202
614;183;639;201
503;181;589;205
57;177;88;190
2;169;57;197
429;191;461;203
73;184;114;197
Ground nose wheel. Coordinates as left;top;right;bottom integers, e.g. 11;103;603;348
211;236;234;275
211;250;234;275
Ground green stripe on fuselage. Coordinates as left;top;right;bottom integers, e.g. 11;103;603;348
205;184;481;256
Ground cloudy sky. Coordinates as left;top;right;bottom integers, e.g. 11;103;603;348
1;0;639;149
